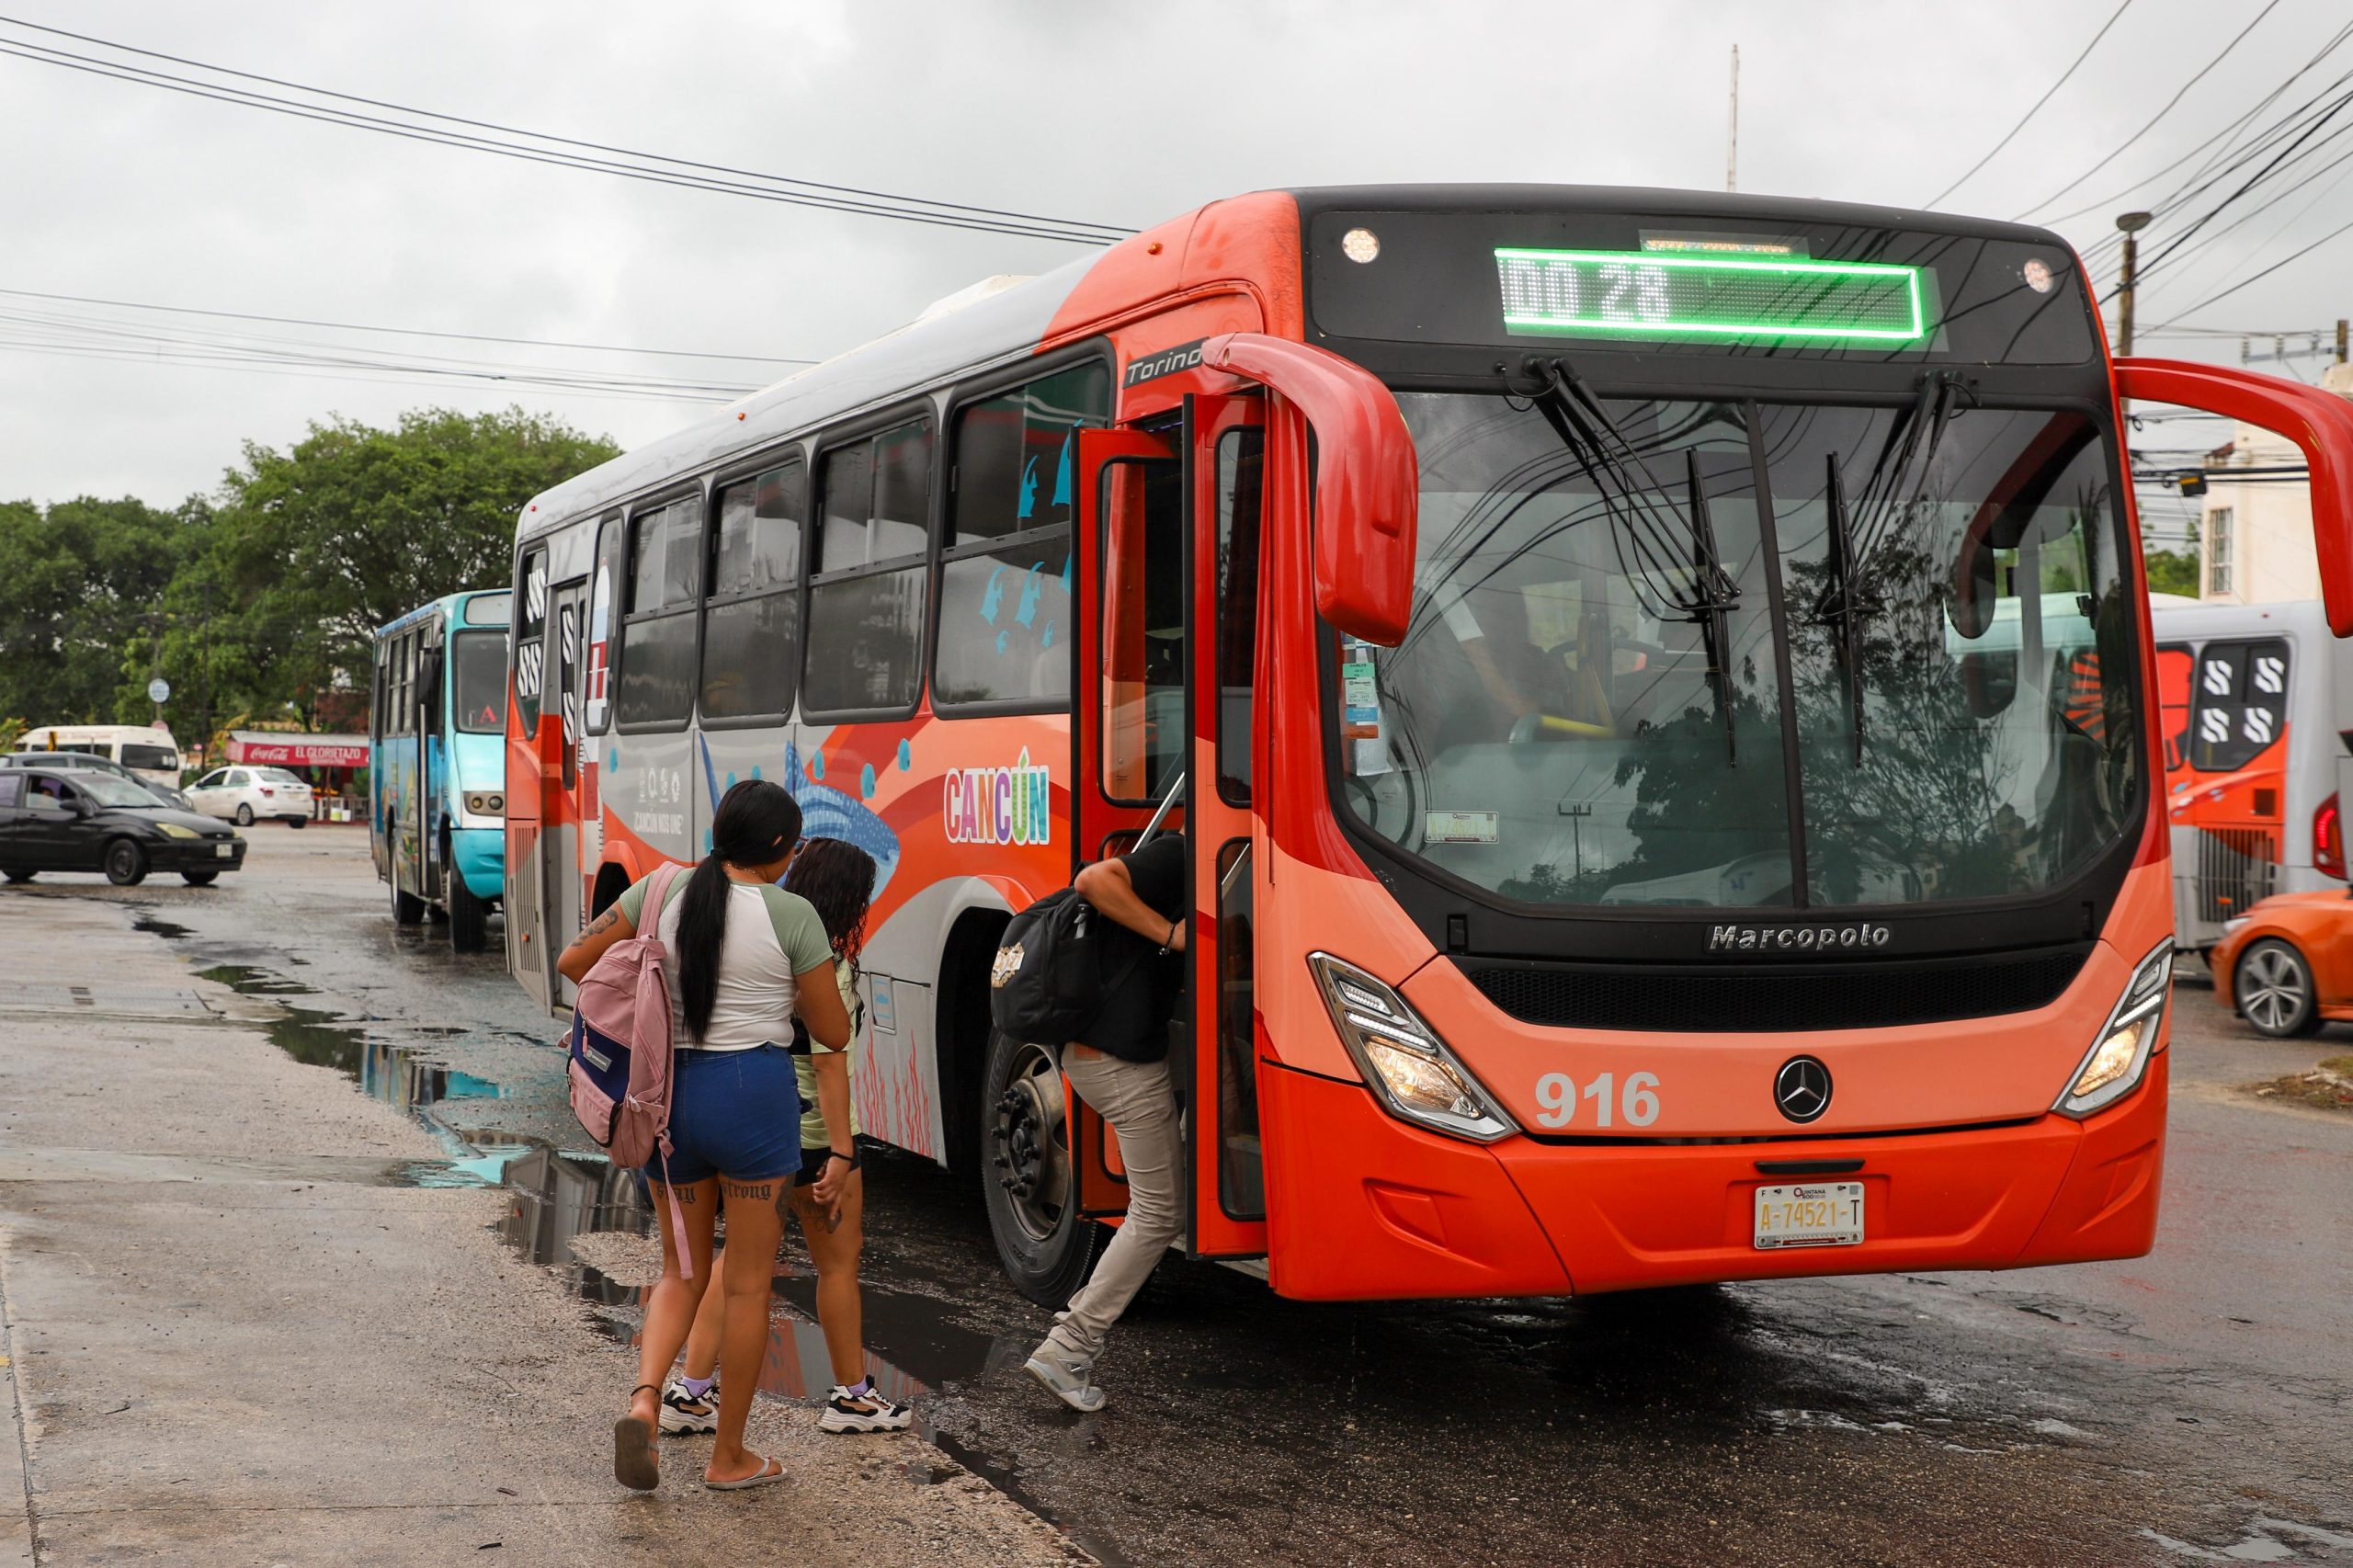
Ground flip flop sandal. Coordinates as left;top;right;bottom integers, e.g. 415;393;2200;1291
614;1385;661;1492
705;1455;787;1492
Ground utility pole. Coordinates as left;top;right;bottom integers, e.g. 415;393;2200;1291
1725;45;1740;193
2115;210;2151;358
2337;318;2347;364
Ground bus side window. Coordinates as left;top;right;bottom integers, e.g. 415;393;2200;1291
938;362;1107;711
805;420;931;715
703;462;805;722
1101;456;1186;801
617;497;701;729
1215;427;1265;804
515;547;548;734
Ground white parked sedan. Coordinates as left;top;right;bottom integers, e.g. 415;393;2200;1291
185;766;313;828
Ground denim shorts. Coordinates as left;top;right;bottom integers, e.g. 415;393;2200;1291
642;1043;805;1187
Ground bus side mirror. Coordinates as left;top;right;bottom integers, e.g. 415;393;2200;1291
1199;334;1419;647
2115;358;2353;634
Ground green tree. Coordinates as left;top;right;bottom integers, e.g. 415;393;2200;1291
2143;547;2201;597
196;407;617;730
0;494;199;728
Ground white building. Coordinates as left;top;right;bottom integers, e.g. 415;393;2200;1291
2198;362;2353;605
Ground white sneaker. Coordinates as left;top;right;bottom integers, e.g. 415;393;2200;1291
1023;1342;1106;1413
819;1377;914;1434
657;1377;719;1435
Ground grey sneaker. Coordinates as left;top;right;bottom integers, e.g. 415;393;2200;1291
1023;1342;1106;1413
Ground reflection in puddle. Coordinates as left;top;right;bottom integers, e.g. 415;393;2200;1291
498;1145;648;1309
197;962;513;1173
203;958;1120;1562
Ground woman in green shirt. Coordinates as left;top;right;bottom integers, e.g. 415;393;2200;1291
665;838;909;1434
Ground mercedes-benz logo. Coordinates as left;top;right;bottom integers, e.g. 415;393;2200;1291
1773;1056;1833;1123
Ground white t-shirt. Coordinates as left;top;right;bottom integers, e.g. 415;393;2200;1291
618;874;834;1052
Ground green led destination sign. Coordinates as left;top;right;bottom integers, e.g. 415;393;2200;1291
1494;248;1929;345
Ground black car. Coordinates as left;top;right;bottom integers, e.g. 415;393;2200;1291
0;767;245;886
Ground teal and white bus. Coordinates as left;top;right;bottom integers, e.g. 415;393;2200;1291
369;590;511;950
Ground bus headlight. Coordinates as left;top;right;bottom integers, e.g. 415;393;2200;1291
2055;941;2172;1118
1309;953;1517;1144
464;791;505;816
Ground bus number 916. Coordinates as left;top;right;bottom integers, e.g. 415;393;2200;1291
1533;1071;1661;1130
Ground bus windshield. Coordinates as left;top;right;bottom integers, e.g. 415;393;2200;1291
1337;391;2138;909
451;631;507;733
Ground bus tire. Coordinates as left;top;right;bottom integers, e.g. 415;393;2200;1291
449;869;489;953
981;1027;1100;1309
2236;938;2321;1038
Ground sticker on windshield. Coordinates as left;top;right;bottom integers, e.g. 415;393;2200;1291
1341;657;1382;739
1425;811;1499;844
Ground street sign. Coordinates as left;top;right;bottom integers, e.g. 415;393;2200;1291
146;677;171;704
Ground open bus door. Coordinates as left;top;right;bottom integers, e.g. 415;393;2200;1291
1070;426;1180;1223
1068;399;1274;1261
506;547;554;1011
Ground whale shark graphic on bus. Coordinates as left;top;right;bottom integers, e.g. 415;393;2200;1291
694;731;903;901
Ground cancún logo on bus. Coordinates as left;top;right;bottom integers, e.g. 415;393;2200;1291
944;749;1051;846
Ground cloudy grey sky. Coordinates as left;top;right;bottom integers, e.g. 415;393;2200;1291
2;0;2344;536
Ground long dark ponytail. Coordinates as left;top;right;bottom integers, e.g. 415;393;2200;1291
675;779;802;1043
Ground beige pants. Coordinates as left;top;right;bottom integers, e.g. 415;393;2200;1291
1044;1048;1182;1361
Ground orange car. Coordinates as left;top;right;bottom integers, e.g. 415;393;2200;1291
2211;891;2353;1037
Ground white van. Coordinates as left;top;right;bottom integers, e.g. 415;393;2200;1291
15;725;185;790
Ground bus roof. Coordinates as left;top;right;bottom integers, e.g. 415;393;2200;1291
374;588;511;640
514;183;2072;542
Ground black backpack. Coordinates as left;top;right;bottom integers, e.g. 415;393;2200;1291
988;886;1150;1047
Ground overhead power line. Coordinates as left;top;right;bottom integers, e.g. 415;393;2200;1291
0;16;1134;246
0;284;814;367
2042;19;2353;229
1927;0;2137;208
2011;0;2280;221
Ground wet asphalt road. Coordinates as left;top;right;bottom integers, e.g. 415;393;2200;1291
10;827;2351;1567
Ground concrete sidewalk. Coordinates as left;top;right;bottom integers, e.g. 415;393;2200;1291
0;892;1086;1567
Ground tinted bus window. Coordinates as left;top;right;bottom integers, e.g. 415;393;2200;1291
2191;638;2290;772
619;497;701;728
703;463;804;721
936;365;1105;711
808;421;931;715
1215;427;1265;802
452;631;507;733
936;536;1073;707
950;363;1107;545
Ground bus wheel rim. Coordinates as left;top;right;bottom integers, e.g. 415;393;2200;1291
992;1042;1070;1243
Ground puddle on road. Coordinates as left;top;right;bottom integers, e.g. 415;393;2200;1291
131;915;195;940
190;954;1121;1563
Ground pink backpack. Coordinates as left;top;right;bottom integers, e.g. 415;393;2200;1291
565;861;695;1275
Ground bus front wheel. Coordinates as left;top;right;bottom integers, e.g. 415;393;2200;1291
981;1028;1100;1308
449;869;489;953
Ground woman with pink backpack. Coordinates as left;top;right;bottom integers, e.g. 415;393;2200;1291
557;779;853;1493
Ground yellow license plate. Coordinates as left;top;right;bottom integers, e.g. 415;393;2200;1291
1753;1182;1864;1249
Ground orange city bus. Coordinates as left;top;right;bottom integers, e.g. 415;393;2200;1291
505;185;2353;1304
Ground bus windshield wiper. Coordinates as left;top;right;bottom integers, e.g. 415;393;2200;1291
1813;455;1881;766
1525;357;1741;761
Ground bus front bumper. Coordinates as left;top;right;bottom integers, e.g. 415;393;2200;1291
1256;1054;2165;1301
449;826;504;903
